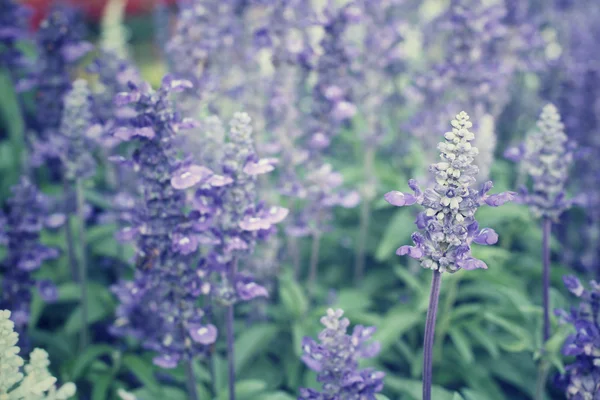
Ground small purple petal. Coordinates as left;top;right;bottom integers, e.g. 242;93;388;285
115;227;138;242
563;275;584;297
396;245;423;259
459;258;488;270
114;127;134;140
188;323;218;345
239;216;271;231
172;233;198;255
153;354;180;369
340;191;361;208
473;228;499;245
309;133;330;149
263;206;289;224
384;191;416;207
485;191;516;207
171;165;213;190
114;91;140;106
208;175;234;187
61;41;93;62
331;101;357;121
45;213;66;229
243;158;278;175
237;282;269;300
37;280;58;302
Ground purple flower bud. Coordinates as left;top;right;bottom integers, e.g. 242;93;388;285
485;191;516;207
114;91;141;106
188;323;218;345
563;275;584;297
474;228;499;245
331;101;357;121
340;191;361;208
171;165;213;190
396;245;423;259
37;280;58;302
384;191;417;207
61;41;93;62
243;158;278;175
207;175;234;187
171;233;199;255
459;258;488;270
153;354;180;369
236;282;269;300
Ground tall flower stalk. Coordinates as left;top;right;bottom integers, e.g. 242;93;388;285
111;76;219;400
384;111;514;399
197;112;287;400
59;79;97;350
513;104;577;343
299;308;385;399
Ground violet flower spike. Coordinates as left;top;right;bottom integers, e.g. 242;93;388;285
383;111;513;400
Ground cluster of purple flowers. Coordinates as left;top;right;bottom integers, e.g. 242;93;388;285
0;0;30;75
300;308;384;399
20;6;92;166
556;276;600;398
386;111;514;272
510;104;577;220
0;178;59;336
110;76;218;368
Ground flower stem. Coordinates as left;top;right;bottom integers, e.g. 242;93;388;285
542;218;551;342
226;259;238;400
308;231;321;301
184;357;200;400
423;270;442;400
535;359;549;400
75;178;89;350
63;181;78;282
355;144;375;285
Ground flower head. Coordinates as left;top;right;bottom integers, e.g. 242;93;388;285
0;310;76;399
555;277;600;399
385;112;515;273
519;104;576;220
300;308;384;399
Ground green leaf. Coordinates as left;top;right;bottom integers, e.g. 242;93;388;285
483;312;534;352
91;373;114;400
69;345;116;381
385;377;455;400
331;288;372;312
466;324;499;358
122;355;161;394
279;277;308;318
375;306;422;352
453;394;466;400
449;327;474;364
235;324;279;373
216;379;267;400
262;392;296;400
375;209;414;262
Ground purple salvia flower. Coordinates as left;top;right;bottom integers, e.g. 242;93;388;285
299;308;385;399
110;76;216;371
385;111;514;400
59;79;97;181
0;0;31;76
518;104;576;221
0;178;59;338
555;277;600;399
22;6;92;166
385;112;514;273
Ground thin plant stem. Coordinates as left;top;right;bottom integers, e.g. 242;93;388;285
423;270;442;400
308;230;321;301
226;258;238;400
542;218;551;342
63;181;78;282
355;145;375;285
535;360;550;400
184;357;200;400
75;179;89;350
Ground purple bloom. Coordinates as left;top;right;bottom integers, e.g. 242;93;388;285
0;0;31;75
187;323;218;345
512;104;576;220
300;308;385;398
556;278;600;398
110;76;215;367
386;112;513;273
0;178;59;336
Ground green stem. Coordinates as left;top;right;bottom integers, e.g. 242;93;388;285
308;231;321;301
64;181;78;282
535;360;549;400
76;179;89;350
355;145;375;285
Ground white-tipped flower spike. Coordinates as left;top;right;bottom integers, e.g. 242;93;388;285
520;104;576;220
100;0;130;58
474;113;497;182
0;310;76;399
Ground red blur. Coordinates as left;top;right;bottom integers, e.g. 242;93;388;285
22;0;178;28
